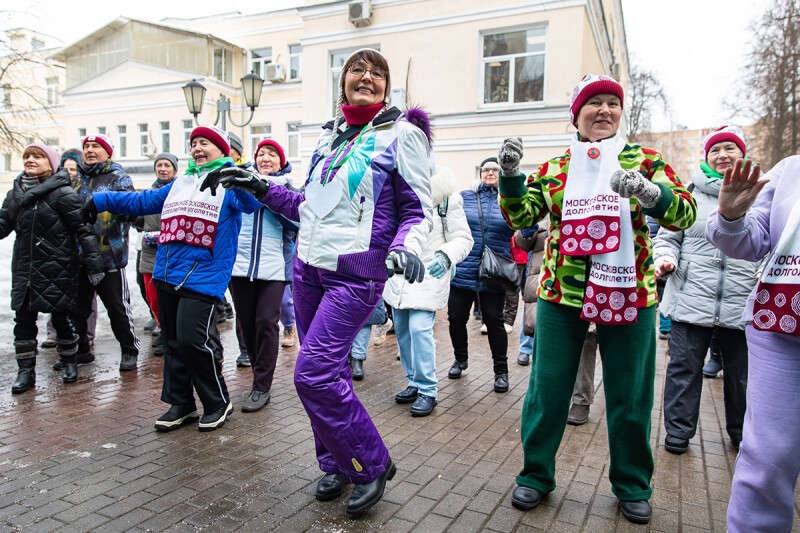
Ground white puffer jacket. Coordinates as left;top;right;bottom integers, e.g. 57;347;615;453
383;167;474;311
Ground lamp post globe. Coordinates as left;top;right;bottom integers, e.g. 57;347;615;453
241;71;265;109
182;79;206;116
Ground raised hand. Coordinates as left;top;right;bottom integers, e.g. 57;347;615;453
199;169;222;196
498;137;524;176
610;170;661;209
219;167;269;197
718;159;768;221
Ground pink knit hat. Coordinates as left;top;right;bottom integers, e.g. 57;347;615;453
703;126;746;159
83;134;115;158
569;74;625;126
190;125;231;157
254;139;287;170
24;143;60;175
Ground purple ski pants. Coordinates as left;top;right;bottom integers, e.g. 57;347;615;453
727;325;800;532
292;260;389;484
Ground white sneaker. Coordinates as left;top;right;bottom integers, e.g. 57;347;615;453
374;318;393;346
480;324;488;334
504;323;513;334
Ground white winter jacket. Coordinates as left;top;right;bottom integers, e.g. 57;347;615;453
383;167;473;311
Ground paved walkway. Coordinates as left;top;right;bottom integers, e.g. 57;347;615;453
0;301;796;532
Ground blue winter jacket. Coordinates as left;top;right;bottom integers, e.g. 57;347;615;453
232;163;298;282
451;183;515;293
92;166;263;300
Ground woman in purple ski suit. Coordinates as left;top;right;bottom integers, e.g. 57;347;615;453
706;156;800;532
212;48;433;515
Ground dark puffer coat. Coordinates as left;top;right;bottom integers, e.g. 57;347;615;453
0;170;104;312
451;183;515;293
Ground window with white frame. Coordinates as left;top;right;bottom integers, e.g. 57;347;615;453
45;77;59;106
329;46;379;116
160;121;170;153
117;125;127;158
213;48;232;84
249;124;271;155
250;48;272;78
183;119;192;154
44;137;58;147
1;86;11;108
287;122;301;159
289;44;302;80
78;128;86;141
482;26;545;105
138;123;148;153
2;154;10;171
97;126;106;136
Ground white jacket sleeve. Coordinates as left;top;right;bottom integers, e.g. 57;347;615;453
437;193;474;267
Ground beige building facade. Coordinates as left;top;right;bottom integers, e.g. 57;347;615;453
2;0;630;189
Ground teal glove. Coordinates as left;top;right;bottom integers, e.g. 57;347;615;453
426;251;451;279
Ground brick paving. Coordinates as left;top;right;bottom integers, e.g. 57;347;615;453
0;288;799;531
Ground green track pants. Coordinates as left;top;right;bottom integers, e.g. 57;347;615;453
516;298;656;501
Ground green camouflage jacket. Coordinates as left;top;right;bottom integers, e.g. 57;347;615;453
498;143;697;310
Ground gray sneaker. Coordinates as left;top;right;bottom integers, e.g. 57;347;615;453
242;390;270;412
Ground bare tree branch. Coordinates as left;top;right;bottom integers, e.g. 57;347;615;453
624;64;670;141
734;0;800;168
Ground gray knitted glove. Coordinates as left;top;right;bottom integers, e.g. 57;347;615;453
610;170;661;209
498;137;523;176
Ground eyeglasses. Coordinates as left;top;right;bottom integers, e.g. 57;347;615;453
348;64;386;80
481;167;500;173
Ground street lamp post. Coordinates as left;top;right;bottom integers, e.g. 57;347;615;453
182;72;265;130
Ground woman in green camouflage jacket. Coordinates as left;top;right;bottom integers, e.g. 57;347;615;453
496;74;696;525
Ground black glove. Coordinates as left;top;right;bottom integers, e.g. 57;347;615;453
219;167;270;197
199;169;222;196
82;197;98;225
385;250;425;283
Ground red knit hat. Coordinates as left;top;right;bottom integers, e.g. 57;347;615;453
569;74;625;126
83;133;115;158
190;125;231;157
703;126;746;159
254;139;287;170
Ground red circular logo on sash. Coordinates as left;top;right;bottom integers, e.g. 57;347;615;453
588;148;600;159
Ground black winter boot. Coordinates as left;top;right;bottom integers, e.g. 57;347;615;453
57;335;79;384
12;355;36;394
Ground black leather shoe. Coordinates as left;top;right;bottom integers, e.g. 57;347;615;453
511;485;543;510
119;353;138;372
154;404;199;432
346;457;396;516
494;373;509;393
619;500;651;524
664;434;689;454
517;352;530;366
198;402;233;432
315;473;345;501
448;360;467;379
410;394;436;417
350;357;364;381
395;386;418;404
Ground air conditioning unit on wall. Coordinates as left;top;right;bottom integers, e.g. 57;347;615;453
141;144;157;157
349;0;372;27
265;63;285;82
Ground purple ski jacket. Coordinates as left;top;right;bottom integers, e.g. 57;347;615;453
259;106;433;281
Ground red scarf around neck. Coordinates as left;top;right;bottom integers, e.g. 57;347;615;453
342;103;383;126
